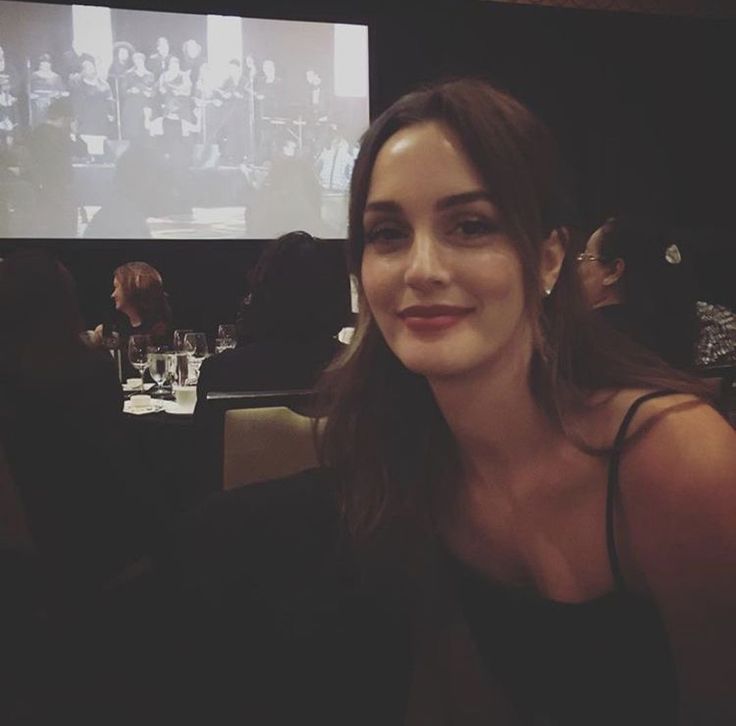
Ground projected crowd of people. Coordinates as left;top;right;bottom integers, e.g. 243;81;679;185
0;24;365;239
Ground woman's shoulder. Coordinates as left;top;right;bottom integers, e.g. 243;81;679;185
585;386;736;548
575;386;719;452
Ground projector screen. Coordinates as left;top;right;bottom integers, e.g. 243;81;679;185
0;1;369;239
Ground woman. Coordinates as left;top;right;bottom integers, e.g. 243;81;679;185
0;250;160;601
107;41;135;98
198;229;350;396
95;262;172;378
120;52;155;140
577;215;699;369
29;53;66;126
579;215;736;370
104;79;736;724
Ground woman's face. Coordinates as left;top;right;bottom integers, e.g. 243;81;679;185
577;226;610;308
111;275;126;311
360;121;533;382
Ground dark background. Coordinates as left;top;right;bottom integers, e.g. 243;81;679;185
1;0;734;333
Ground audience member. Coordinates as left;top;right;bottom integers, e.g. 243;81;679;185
81;79;736;724
577;214;734;369
196;230;349;403
0;250;161;603
95;260;172;351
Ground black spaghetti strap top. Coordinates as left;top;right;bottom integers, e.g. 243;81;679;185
448;390;679;725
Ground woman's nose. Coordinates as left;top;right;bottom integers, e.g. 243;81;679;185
403;234;449;289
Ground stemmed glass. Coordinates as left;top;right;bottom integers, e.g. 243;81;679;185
147;345;172;398
128;334;150;391
182;332;209;384
173;329;194;352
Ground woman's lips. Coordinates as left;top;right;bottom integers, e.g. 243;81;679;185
398;305;473;332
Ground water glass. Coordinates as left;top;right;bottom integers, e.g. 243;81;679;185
183;332;209;384
147;350;170;396
128;334;150;390
173;351;190;386
173;328;194;352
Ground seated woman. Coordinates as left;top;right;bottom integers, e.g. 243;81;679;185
95;260;172;377
196;230;351;400
0;250;161;602
86;79;736;725
576;215;702;369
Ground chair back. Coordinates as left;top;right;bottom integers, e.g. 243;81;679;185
694;363;736;427
222;406;321;490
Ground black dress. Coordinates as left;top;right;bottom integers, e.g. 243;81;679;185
74;393;681;724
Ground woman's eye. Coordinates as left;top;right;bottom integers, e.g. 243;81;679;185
454;218;495;238
365;225;407;246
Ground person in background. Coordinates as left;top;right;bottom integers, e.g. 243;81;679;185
577;214;710;369
180;39;204;88
0;250;161;604
107;41;135;101
94;261;172;377
68;56;115;140
0;44;19;151
25;96;83;237
196;229;350;402
147;36;170;81
83;141;160;239
120;51;155;140
29;53;66;127
217;59;248;165
90;79;736;725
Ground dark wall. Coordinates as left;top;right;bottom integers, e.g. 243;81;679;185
2;0;734;324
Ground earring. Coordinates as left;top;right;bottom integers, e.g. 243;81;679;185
544;286;553;297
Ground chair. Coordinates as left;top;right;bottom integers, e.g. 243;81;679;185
222;406;321;490
193;390;321;491
694;364;736;427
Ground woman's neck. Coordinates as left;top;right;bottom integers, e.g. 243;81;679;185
429;345;560;485
122;308;142;328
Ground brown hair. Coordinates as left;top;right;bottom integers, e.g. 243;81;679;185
315;78;708;544
0;249;86;378
113;261;171;334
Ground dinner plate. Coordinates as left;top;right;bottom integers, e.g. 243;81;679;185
123;400;165;415
161;400;195;416
122;382;155;393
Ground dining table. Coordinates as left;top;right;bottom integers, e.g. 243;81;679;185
120;383;213;518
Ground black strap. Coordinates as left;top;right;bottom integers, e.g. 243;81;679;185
606;390;676;591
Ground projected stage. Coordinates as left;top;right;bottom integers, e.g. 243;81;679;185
0;1;369;239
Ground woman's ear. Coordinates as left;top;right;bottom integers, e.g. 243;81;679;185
602;258;625;286
540;228;566;295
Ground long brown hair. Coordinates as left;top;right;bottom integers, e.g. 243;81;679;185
316;78;707;545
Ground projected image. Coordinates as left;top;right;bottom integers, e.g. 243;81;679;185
0;1;369;239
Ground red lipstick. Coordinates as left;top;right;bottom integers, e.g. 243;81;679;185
398;305;472;332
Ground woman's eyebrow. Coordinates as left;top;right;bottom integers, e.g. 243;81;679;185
364;190;493;216
435;190;494;211
364;200;402;215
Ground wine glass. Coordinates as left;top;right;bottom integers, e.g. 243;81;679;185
173;328;194;352
128;334;150;391
182;332;208;384
146;345;171;397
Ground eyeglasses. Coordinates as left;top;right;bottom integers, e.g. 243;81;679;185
575;252;607;264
